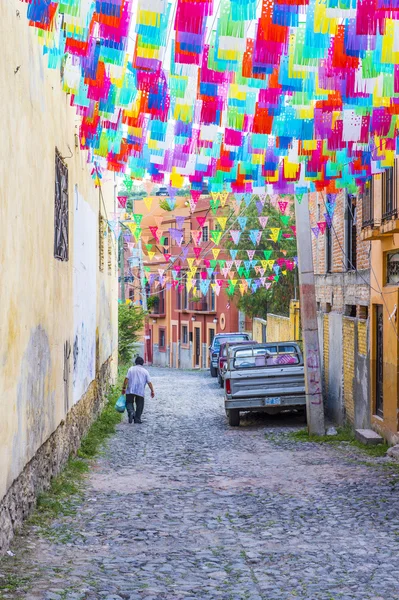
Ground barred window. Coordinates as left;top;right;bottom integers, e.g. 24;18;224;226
99;213;106;272
54;150;69;261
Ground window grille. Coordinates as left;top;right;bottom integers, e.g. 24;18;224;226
54;150;69;261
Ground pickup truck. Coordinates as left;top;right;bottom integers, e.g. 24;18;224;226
224;342;306;426
209;332;251;377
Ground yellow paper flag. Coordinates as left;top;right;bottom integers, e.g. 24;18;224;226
147;251;156;260
219;191;229;207
144;196;153;211
269;228;281;243
212;248;221;260
216;217;228;230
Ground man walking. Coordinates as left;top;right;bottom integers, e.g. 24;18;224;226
122;356;154;424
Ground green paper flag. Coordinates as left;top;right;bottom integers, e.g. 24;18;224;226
281;215;290;226
210;199;221;214
211;231;223;245
264;250;273;260
133;214;143;226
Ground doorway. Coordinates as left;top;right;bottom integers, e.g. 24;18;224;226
171;324;177;368
194;325;201;368
375;305;383;418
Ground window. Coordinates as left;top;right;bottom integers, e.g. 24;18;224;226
362;178;374;227
326;225;332;273
177;286;181;310
182;325;188;345
159;328;166;351
386;251;399;285
345;194;357;271
358;305;368;320
202;226;209;242
209;328;215;347
210;274;216;310
163;237;169;254
345;304;357;318
233;345;300;369
158;289;165;314
382;165;396;220
54;150;69;261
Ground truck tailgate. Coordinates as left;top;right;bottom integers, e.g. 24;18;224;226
229;367;305;398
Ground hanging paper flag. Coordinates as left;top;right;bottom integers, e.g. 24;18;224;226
234;193;244;206
222;267;230;278
264;250;273;260
204;259;211;268
149;226;160;242
147;251;156;260
311;227;320;238
212;248;221;260
210;192;220;201
295;194;304;204
220;191;229;207
280;215;290;227
164;253;171;262
324;213;333;228
207;267;214;277
217;217;227;230
144;181;155;194
144;197;153;211
211;231;223;245
259;216;269;229
133;228;142;242
191;190;202;204
290;226;297;236
170;228;183;245
249;230;261;245
247;250;255;260
234;259;242;269
187;258;195;269
167;198;176;211
256;201;263;215
317;222;327;235
182;247;189;259
196;216;206;227
175;216;185;230
191;230;202;245
200;280;210;295
210;199;221;214
237;217;247;230
189;199;196;212
134;214;143;226
278;201;288;214
127;222;137;234
200;271;207;280
270;228;281;243
193;247;202;259
230;230;241;244
230;250;238;260
118;196;127;208
244;193;252;207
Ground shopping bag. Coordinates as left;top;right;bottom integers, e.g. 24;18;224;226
115;395;126;413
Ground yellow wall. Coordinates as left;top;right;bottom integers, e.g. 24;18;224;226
266;315;291;342
343;318;355;423
0;2;118;502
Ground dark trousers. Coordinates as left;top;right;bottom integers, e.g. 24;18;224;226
126;394;144;421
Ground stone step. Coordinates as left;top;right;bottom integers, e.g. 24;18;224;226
355;428;384;446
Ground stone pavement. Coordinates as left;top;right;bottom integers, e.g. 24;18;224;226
2;368;399;600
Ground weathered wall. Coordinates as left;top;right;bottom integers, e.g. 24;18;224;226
266;314;291;342
0;1;118;550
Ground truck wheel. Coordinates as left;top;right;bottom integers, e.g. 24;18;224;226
228;409;240;427
218;375;223;388
210;366;217;377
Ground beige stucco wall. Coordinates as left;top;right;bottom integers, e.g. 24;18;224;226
0;1;118;502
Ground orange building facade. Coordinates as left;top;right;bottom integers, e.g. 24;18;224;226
137;195;248;369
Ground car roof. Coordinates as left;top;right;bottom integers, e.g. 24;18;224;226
215;332;249;338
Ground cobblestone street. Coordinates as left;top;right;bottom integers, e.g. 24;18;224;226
2;368;399;600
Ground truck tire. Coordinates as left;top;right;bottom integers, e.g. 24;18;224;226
210;366;217;377
228;409;240;427
218;375;224;388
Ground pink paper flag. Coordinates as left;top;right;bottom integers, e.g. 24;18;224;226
259;216;269;228
193;247;202;259
278;201;288;214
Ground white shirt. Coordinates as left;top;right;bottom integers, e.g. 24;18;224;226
126;365;151;397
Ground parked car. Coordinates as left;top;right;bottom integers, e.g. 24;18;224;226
209;332;251;377
217;340;258;388
224;342;306;426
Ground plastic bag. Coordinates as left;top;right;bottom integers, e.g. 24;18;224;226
115;395;126;413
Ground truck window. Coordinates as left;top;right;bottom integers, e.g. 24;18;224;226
233;347;300;369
